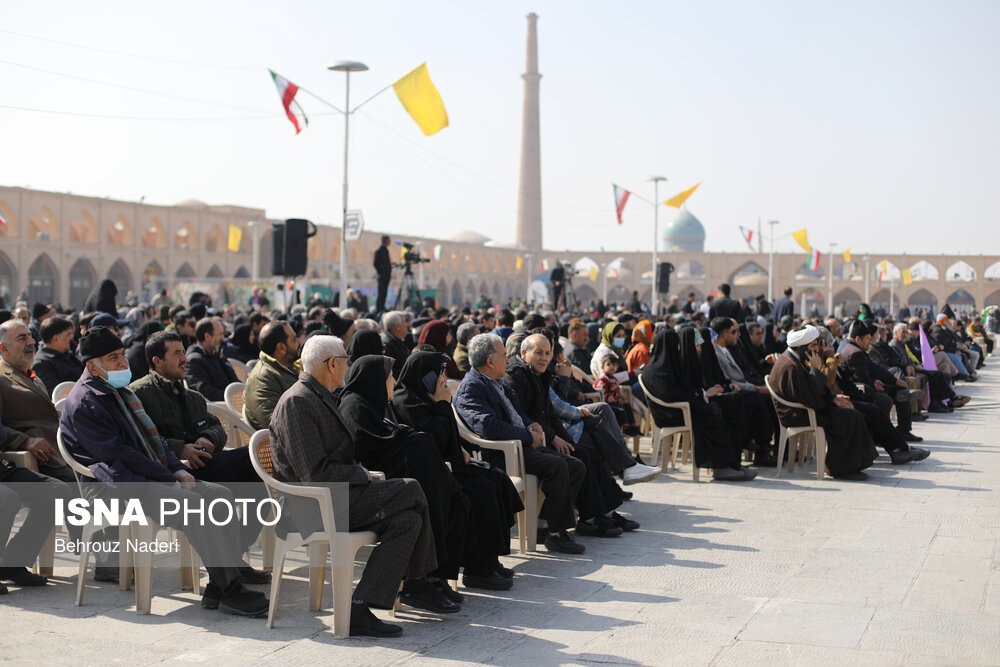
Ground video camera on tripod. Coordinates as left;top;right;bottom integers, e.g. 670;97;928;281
392;241;431;269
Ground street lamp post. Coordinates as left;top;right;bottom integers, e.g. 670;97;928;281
648;176;667;316
863;255;872;303
827;242;837;317
767;220;780;302
328;60;369;307
247;220;262;282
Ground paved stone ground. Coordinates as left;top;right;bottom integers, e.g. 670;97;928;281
3;365;1000;665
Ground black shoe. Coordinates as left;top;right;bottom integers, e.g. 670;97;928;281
495;564;515;579
463;571;513;591
94;566;120;584
909;447;931;461
350;602;403;638
0;567;47;586
433;578;464;603
890;448;923;465
575;518;623;538
752;455;778;467
218;583;268;617
399;580;462;614
713;467;747;481
610;511;640;531
544;530;586;554
237;565;271;585
0;582;7;595
622;425;642;437
911;413;928;422
928;401;950;414
903;432;924;443
741;466;759;480
832;470;869;481
620;489;634;501
201;582;222;609
536;525;550;544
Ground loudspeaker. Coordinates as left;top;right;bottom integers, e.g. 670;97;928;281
281;218;310;276
657;261;674;294
270;223;285;276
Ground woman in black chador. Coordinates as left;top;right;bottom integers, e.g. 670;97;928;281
393;351;523;590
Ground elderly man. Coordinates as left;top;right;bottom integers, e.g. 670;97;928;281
770;325;878;480
31;315;84;394
0;320;74;482
380;311;410;377
59;326;269;616
889;323;968;412
562;320;593;374
452;322;479;375
244;321;300;430
270;334;439;638
185;317;239;402
454;334;586;554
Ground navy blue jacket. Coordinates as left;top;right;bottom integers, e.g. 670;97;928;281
453;367;536;448
59;370;186;483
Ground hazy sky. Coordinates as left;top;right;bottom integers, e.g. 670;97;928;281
2;1;998;258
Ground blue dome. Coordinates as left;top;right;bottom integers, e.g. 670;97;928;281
662;207;705;252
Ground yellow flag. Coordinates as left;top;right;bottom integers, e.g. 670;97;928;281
516;255;523;271
663;182;701;208
880;260;888;275
843;248;851;264
589;266;598;281
792;229;811;253
902;268;913;285
392;63;449;136
227;225;243;252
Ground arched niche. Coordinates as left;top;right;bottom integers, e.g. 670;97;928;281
107;215;134;246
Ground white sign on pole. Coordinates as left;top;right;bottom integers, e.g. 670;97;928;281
344;210;364;241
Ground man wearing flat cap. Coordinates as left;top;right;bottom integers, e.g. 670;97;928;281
59;326;270;616
769;325;878;480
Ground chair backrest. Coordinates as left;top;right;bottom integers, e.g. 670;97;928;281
445;379;460;398
52;381;75;403
224;382;246;416
763;375;818;428
571;365;596;385
246;358;257;371
54;397;67;415
56;427;94;489
637;375;691;413
207;402;255;449
229;359;249;382
450;404;526;479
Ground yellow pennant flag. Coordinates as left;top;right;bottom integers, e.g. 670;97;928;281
843;248;852;264
792;229;811;253
589;266;598;281
392;63;449;136
880;260;888;275
902;268;913;285
516;255;523;271
227;225;243;252
663;182;701;208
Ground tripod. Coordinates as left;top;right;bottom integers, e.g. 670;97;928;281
392;261;422;310
561;274;581;311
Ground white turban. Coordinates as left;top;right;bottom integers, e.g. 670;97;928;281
786;325;819;348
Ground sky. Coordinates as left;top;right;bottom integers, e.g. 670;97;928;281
2;0;998;259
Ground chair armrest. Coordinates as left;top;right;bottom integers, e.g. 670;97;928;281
0;451;39;472
370;471;385;481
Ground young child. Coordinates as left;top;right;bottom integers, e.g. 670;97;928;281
592;355;641;436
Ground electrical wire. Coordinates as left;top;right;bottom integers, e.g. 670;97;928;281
0;103;280;122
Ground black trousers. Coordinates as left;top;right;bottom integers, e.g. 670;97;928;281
376;274;391;313
571;434;624;520
874;389;911;434
453;463;523;575
522;445;585;532
851;399;908;455
918;369;956;402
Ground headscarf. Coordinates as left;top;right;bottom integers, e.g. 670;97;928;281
346;329;384;365
417;319;462;378
676;326;705;392
763;322;780;355
82;278;118;315
641;329;696;402
698;327;729;389
585;322;601;353
391;351;463;465
599;322;628;367
338;355;400;441
631;320;653;346
626;319;653;372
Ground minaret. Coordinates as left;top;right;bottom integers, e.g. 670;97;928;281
516;12;543;251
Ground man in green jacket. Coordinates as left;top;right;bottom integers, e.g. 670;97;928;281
243;321;300;430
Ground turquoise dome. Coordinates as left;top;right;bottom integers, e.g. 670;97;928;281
661;207;705;252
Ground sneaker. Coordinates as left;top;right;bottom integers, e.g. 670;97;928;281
952;395;971;408
433;578;464;603
201;582;222;609
350;602;403;638
462;571;513;591
237;565;271;585
576;517;623;538
0;567;47;586
218;583;268;617
544;530;586;554
623;463;661;486
610;511;640;531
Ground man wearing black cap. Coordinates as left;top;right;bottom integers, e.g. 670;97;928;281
373;235;392;313
30;315;84;394
59;326;269;616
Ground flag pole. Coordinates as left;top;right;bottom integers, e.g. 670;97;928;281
767;220;780;303
827;242;837;318
648;176;667;316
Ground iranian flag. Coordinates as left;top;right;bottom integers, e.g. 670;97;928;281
612;184;631;226
269;69;308;134
808;248;821;271
739;225;755;250
433;244;443;261
541;259;551;271
0;210;6;226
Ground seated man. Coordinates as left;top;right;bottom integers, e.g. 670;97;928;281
379;311;411;377
31;315;84;395
931;314;977;380
270;334;438;638
563;320;593;374
185;317;239;402
452;322;479;375
59;326;269;616
0;320;75;482
130;331;269;583
244;321;300;430
454;333;587;555
888;323;968;411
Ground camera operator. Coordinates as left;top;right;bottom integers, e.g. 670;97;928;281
550;263;566;310
374;235;392;313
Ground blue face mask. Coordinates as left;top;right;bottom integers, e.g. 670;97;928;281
104;367;132;388
612;338;626;348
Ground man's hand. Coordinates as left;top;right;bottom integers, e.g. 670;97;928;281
552;436;575;455
180;443;213;470
173;470;196;490
554;362;571;377
530;429;544;449
895;379;907;388
834;395;854;410
579;407;591;417
806;351;823;370
25;437;56;464
765;353;777;364
874;379;885;391
757;385;770;395
706;384;724;398
431;381;452;404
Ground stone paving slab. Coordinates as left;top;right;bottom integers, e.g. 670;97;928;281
2;365;999;665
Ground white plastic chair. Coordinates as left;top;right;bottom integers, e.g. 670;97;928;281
229;358;249;383
445;379;460;398
451;405;534;553
51;381;76;403
764;375;827;480
637;375;697;480
0;449;58;576
249;430;378;639
246;359;257;371
224;382;246;417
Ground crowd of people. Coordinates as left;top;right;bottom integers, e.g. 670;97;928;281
0;277;991;637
